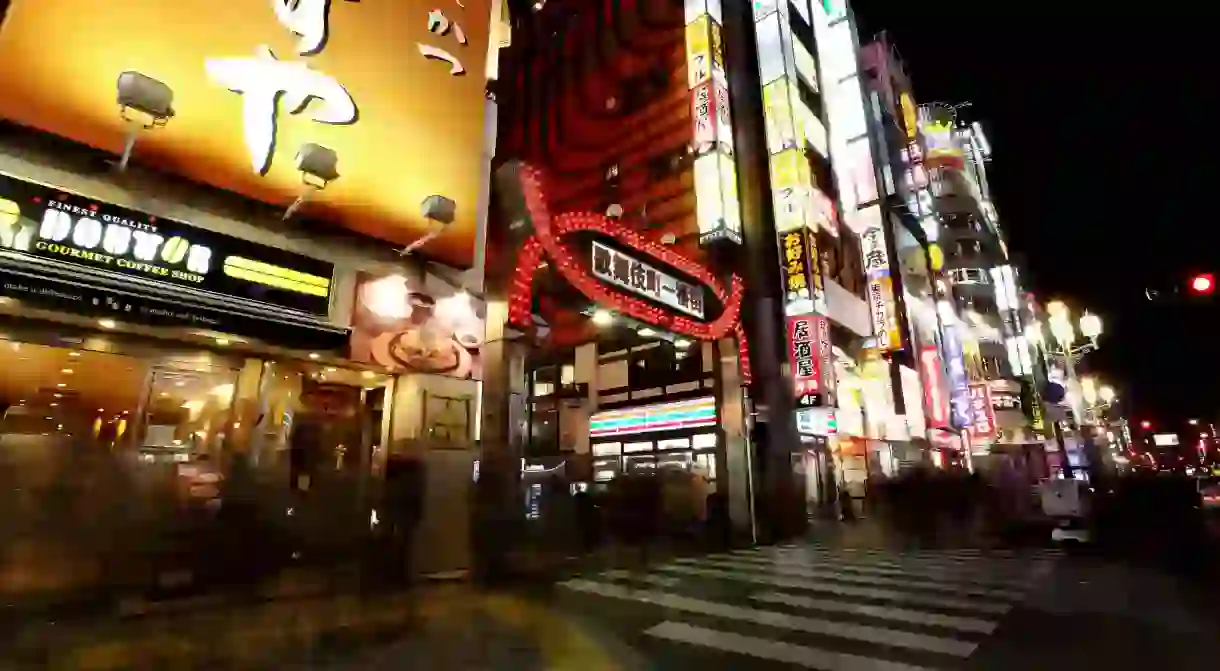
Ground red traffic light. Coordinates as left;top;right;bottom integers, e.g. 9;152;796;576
1191;273;1214;294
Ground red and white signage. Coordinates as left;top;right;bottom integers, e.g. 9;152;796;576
788;314;830;407
691;82;717;153
920;346;950;428
968;383;997;441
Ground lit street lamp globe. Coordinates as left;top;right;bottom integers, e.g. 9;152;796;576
1080;312;1102;340
1099;385;1117;404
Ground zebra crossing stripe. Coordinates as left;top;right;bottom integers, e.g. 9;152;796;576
780;546;1058;558
685;558;1027;600
559;579;978;656
773;547;1059;563
731;550;1048;582
784;546;1062;561
766;551;1054;573
700;553;1039;588
601;569;682;587
644;621;939;671
654;564;1013;614
747;591;998;633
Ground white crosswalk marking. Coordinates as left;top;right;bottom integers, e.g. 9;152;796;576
748;591;998;633
681;557;1027;599
558;543;1060;669
757;548;1058;578
644;621;940;671
704;551;1039;588
561;579;978;656
602;569;682;587
765;546;1060;568
656;563;1015;613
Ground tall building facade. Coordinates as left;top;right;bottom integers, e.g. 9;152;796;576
488;0;917;537
491;0;765;541
485;0;1050;555
861;32;1042;470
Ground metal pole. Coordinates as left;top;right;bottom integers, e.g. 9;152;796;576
1040;345;1072;480
1061;346;1085;480
1052;413;1072;480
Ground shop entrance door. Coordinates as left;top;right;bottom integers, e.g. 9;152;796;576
802;449;824;514
282;374;385;565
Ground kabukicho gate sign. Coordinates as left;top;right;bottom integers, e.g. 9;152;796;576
504;165;751;383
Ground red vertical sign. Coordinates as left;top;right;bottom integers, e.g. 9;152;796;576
787;314;828;407
921;346;949;429
968;383;997;441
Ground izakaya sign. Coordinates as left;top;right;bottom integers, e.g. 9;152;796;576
591;241;705;319
862;224;901;351
787;314;832;408
0;0;493;268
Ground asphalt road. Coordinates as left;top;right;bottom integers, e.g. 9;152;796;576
323;540;1220;670
8;535;1219;669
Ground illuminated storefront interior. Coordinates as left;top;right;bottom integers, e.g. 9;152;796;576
0;0;509;593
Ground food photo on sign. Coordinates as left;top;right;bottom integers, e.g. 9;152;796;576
349;272;484;380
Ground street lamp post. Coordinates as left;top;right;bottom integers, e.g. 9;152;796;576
1030;301;1103;479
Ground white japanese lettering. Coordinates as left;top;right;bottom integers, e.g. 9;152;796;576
272;0;331;56
206;46;357;174
419;7;467;75
418;44;465;75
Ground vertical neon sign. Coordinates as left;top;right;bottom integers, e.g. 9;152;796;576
685;0;741;246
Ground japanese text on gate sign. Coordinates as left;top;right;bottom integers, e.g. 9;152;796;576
590;241;704;319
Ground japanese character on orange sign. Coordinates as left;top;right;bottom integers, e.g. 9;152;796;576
207;0;357;175
419;6;469;75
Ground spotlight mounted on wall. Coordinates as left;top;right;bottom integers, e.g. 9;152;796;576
283;143;340;220
115;71;175;171
398;195;456;256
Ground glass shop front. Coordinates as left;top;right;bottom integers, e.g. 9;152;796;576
589;395;720;486
0;170;423;603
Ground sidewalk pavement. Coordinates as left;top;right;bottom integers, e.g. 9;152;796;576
1;557;662;671
5;583;636;670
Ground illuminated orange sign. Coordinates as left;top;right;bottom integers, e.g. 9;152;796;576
0;0;492;268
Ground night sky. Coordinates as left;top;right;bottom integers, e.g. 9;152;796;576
849;4;1209;424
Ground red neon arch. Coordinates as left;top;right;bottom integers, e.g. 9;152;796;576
506;165;752;383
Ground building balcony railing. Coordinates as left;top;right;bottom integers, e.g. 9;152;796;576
929;169;990;223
